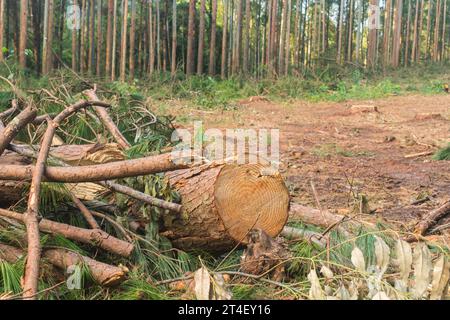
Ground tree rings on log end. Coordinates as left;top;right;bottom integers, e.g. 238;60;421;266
214;164;290;243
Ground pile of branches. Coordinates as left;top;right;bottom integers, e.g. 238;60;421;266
0;79;190;299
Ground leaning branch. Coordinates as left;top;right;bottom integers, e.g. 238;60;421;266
83;89;131;149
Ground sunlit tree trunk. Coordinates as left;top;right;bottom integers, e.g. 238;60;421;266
119;0;128;81
293;0;301;69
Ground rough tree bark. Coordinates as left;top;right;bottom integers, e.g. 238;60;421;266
83;90;131;149
0;103;37;156
162;162;290;251
197;0;206;75
19;0;28;68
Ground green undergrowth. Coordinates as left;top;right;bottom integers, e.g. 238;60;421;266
0;65;449;300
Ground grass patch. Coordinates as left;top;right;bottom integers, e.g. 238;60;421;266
433;144;450;160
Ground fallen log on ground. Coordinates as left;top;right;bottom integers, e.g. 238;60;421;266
408;200;450;241
0;152;190;182
0;243;127;287
0;209;134;257
161;163;290;251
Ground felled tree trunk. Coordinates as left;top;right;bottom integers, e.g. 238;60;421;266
0;151;31;207
161;163;290;252
0;243;127;286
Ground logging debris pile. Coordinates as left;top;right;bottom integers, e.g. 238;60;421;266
0;75;449;300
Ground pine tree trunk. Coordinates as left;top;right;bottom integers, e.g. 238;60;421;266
197;0;206;74
163;163;290;251
129;0;137;79
269;0;278;75
243;0;251;74
232;0;243;75
367;0;379;68
19;0;28;68
433;0;441;61
383;0;392;66
293;0;301;69
111;0;118;80
391;0;403;67
284;0;291;75
411;0;419;63
80;0;87;72
105;0;113;76
96;0;103;76
221;0;228;78
171;0;177;76
404;0;412;66
209;0;218;75
417;0;425;61
347;0;354;61
426;0;432;59
148;0;154;75
186;0;196;76
279;0;288;74
441;0;447;61
120;0;128;81
88;0;95;74
337;0;344;64
0;0;4;62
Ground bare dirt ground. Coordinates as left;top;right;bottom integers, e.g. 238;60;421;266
168;94;450;233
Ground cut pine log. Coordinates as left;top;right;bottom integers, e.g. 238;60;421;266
161;163;290;251
0;209;134;257
0;243;127;287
